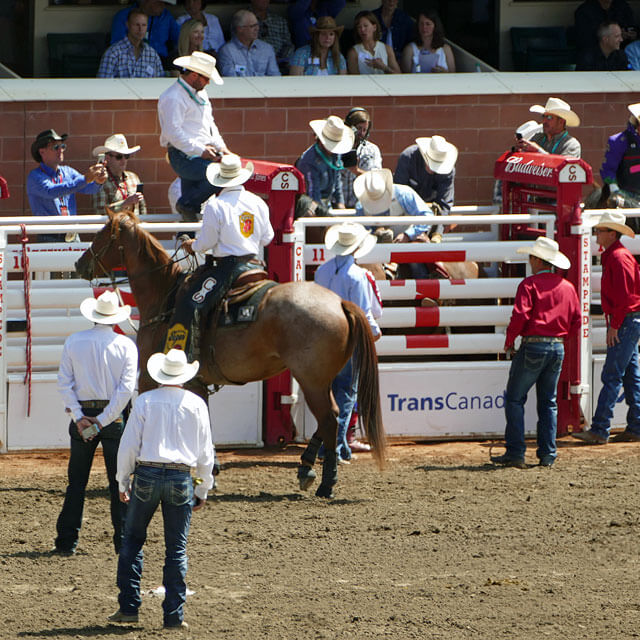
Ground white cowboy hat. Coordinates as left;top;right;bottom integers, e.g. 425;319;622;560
206;154;254;187
309;116;355;155
173;51;223;85
516;236;571;270
588;210;635;238
628;103;640;120
516;120;543;141
92;134;140;157
324;222;377;260
353;169;393;215
80;290;131;325
530;97;580;127
416;135;458;175
147;349;200;385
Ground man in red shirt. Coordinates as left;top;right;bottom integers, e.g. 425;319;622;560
573;211;640;444
492;237;580;468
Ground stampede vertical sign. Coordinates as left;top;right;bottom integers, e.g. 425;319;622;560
0;231;6;452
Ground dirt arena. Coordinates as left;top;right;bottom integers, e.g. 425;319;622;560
1;439;639;639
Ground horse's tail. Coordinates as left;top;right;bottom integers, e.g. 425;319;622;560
342;300;386;469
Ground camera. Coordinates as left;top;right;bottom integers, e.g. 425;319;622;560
136;183;144;194
81;422;100;441
98;153;106;164
341;149;358;168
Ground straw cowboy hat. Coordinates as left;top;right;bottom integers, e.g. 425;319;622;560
324;222;377;260
529;97;580;127
31;129;67;163
628;103;640;120
92;134;140;157
206;154;254;187
354;169;393;214
309;116;355;155
309;16;344;36
415;135;458;175
588;210;635;237
173;51;223;85
147;349;200;385
516;237;571;270
80;290;131;325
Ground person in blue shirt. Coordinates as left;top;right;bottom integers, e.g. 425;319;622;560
110;0;180;67
373;0;416;61
288;0;346;49
27;129;106;242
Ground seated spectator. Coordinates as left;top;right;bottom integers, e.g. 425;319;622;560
373;0;416;61
250;0;294;72
341;107;382;208
91;134;146;216
99;9;164;78
217;10;280;76
178;18;205;56
288;0;346;50
347;11;401;75
110;0;180;67
576;21;630;70
574;0;636;56
290;16;346;76
400;9;455;73
623;38;640;68
177;0;224;55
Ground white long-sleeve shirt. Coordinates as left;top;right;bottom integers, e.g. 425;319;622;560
117;386;215;500
192;185;274;257
158;78;226;157
57;324;138;426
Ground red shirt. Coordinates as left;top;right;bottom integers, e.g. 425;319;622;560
505;272;581;349
600;239;640;329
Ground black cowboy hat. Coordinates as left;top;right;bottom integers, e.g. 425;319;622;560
31;129;68;163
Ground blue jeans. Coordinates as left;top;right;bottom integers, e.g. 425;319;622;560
592;314;640;438
55;414;125;553
117;466;193;627
168;146;217;213
504;341;564;462
333;357;358;461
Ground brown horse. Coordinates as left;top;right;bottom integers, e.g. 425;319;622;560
75;210;385;498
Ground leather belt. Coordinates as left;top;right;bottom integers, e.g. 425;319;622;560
628;311;640;318
521;336;564;344
79;400;109;409
137;461;191;472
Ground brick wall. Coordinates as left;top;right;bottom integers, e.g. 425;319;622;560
1;92;638;216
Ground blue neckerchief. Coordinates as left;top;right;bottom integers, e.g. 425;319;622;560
178;77;207;106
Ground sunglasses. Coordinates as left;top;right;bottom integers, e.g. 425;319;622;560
51;143;67;150
542;115;555;121
107;153;130;160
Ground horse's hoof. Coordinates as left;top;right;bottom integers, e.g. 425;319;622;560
315;484;335;499
297;466;316;491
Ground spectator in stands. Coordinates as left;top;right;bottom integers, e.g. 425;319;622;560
288;0;346;49
290;16;346;76
400;9;455;73
347;11;401;75
91;134;146;216
574;0;636;56
394;135;457;212
110;0;180;67
27;129;107;242
576;21;630;70
158;51;230;221
622;35;640;68
217;10;280;77
517;97;581;157
373;0;416;61
98;8;164;78
340;107;382;208
250;0;294;73
177;0;225;55
177;18;205;57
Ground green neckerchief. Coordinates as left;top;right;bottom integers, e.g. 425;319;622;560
178;77;207;106
314;143;344;170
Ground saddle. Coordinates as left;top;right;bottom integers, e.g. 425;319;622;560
218;277;277;327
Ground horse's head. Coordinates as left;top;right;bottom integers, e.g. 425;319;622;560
75;209;137;281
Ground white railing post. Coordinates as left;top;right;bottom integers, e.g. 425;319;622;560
0;230;7;452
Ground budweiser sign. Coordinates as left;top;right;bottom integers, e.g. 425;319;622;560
504;155;554;178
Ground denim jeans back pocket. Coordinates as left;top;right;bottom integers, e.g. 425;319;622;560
133;475;155;503
523;347;546;372
168;476;192;507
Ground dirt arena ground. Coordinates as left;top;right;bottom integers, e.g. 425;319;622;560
1;438;639;640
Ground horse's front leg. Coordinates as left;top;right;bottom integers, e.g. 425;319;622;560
298;433;321;490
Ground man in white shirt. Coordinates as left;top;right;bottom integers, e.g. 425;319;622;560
54;291;138;556
158;51;231;222
165;154;274;357
109;349;214;630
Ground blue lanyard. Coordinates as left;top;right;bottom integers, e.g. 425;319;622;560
549;130;568;154
178;77;207;106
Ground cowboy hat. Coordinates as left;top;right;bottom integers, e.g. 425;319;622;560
173;51;223;85
309;116;355;155
92;134;140;157
530;97;580;127
354;169;393;214
79;290;131;325
415;135;458;175
628;103;640;120
516;236;571;270
309;16;344;36
324;222;377;259
206;154;254;187
31;129;68;163
147;349;200;385
588;210;635;238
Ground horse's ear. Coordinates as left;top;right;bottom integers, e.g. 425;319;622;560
105;206;117;221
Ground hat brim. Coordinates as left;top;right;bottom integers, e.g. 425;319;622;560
353;169;393;214
628;103;640;120
174;55;223;85
588;218;635;238
516;245;571;270
309;119;354;155
93;144;141;156
353;232;377;259
147;352;200;385
324;225;376;259
80;297;131;325
530;104;580;127
416;137;458;175
206;160;254;187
